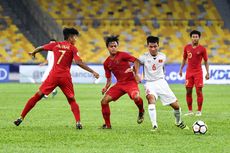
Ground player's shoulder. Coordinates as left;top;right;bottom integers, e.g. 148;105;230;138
158;52;166;57
140;52;149;57
198;44;206;50
185;43;192;48
103;56;110;65
118;51;130;55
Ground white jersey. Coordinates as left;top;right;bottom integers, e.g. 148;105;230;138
41;51;54;82
140;52;177;105
46;51;54;71
139;52;166;81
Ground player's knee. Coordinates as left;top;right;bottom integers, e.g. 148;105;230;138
101;97;109;105
146;94;155;104
171;100;180;110
37;91;44;97
196;87;203;95
67;96;75;102
131;91;140;100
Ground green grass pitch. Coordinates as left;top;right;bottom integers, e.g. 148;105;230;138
0;83;229;153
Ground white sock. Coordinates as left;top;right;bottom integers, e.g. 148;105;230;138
174;108;182;125
52;89;56;93
148;104;157;127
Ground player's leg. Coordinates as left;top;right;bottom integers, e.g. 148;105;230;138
195;87;203;116
14;76;56;126
14;90;44;126
101;84;125;129
125;81;145;124
144;81;158;130
146;94;158;130
194;72;204;116
170;101;189;130
184;74;194;115
59;77;82;129
157;79;189;129
100;94;113;129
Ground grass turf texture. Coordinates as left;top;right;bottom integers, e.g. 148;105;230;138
0;83;229;153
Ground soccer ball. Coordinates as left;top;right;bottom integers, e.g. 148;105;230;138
192;120;208;134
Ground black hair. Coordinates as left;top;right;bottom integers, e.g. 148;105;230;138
63;27;79;40
190;30;201;37
147;36;159;45
105;35;119;47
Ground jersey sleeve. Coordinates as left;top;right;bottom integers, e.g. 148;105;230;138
138;54;145;64
121;52;136;62
202;47;208;61
72;46;81;61
183;46;187;60
43;42;57;51
103;62;111;79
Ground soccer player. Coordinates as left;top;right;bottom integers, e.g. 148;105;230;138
179;30;209;116
14;27;100;129
100;35;144;129
129;36;188;131
39;39;57;98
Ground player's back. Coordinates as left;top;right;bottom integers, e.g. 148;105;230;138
43;41;80;77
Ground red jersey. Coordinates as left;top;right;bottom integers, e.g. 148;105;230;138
103;51;136;83
43;41;81;77
183;44;208;73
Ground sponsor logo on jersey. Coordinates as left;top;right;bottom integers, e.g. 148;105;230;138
158;59;163;63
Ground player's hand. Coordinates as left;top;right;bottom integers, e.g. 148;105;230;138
93;72;100;79
135;74;142;83
205;73;210;80
28;52;36;59
125;68;133;73
179;70;183;77
102;87;107;95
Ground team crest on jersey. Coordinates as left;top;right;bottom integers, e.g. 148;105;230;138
187;51;192;58
158;59;163;63
197;51;200;55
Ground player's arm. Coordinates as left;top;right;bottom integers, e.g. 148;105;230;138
203;48;209;80
74;60;99;79
102;77;112;95
133;59;141;83
204;61;209;80
28;46;44;59
179;47;187;77
179;59;186;77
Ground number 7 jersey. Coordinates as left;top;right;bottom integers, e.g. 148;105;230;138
139;52;166;81
43;41;81;77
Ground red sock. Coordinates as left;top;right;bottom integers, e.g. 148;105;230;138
134;97;144;113
186;93;193;111
101;103;111;127
68;98;80;122
21;92;42;118
196;88;203;112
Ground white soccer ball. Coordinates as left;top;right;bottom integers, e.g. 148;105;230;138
192;120;208;134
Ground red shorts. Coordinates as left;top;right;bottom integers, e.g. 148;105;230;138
40;75;74;98
106;81;140;101
185;71;203;88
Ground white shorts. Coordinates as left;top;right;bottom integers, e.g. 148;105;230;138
144;79;177;106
